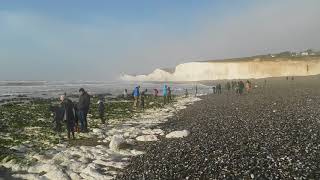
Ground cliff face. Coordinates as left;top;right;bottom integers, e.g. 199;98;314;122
121;57;320;81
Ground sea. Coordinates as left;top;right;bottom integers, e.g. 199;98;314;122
0;81;211;102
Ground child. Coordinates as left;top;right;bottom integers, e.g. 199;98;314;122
49;105;64;132
98;99;106;124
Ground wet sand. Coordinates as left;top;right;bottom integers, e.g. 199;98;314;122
117;76;320;179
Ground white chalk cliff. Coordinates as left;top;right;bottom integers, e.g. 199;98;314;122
121;57;320;81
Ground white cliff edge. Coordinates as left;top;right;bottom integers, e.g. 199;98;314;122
120;57;320;81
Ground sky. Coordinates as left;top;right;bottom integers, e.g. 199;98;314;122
0;0;320;81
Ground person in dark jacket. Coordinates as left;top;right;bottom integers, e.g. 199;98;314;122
167;87;172;102
73;103;80;133
140;89;147;110
216;84;222;94
78;88;91;132
226;82;231;91
49;105;64;132
98;99;106;124
239;81;245;95
60;95;76;140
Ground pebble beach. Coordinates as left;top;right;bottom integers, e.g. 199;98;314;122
117;76;320;179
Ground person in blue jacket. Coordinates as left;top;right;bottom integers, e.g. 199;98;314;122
163;85;168;105
133;86;140;108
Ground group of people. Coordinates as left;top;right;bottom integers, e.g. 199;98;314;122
211;80;252;96
50;88;91;140
212;84;222;94
131;84;173;109
132;86;148;109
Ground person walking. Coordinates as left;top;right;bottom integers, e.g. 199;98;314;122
60;95;76;140
78;88;90;132
133;86;140;108
163;85;168;105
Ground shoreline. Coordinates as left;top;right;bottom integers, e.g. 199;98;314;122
0;95;201;179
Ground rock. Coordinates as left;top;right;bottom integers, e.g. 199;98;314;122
136;135;158;142
109;135;126;151
12;174;41;180
43;169;70;180
68;172;82;180
92;128;103;134
126;139;136;146
165;130;190;139
142;129;164;135
28;163;58;174
82;163;113;180
10;145;27;153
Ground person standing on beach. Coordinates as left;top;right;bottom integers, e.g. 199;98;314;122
245;80;252;93
98;99;106;124
73;103;80;133
217;84;222;94
49;105;64;132
212;85;216;94
167;86;172;102
185;88;189;97
133;86;140;108
239;81;245;95
60;95;76;140
195;85;198;97
163;85;168;104
140;89;147;110
78;88;91;132
226;82;231;91
123;89;128;99
153;89;159;97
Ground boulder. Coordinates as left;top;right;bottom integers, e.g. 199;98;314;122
109;135;126;151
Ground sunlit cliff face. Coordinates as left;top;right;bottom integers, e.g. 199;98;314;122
121;57;320;81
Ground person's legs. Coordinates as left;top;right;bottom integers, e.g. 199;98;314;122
100;113;105;124
67;124;71;140
133;96;138;108
84;110;88;130
78;111;85;131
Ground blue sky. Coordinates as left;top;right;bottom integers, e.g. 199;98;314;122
0;0;319;80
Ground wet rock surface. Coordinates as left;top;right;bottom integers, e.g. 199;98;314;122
117;79;320;179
